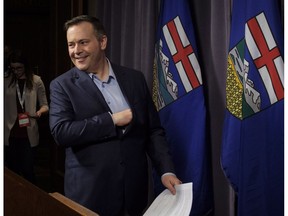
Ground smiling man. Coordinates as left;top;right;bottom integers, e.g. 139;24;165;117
49;15;181;216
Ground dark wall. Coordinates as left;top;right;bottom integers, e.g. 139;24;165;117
4;0;51;85
4;0;85;193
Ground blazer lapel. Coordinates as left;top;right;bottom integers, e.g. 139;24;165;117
112;65;132;105
112;65;134;134
72;68;111;111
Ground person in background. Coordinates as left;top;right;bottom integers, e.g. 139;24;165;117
4;51;49;184
49;15;182;216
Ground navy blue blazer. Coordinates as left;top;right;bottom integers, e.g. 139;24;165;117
49;63;175;216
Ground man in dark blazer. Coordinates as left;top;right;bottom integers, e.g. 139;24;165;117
49;15;181;216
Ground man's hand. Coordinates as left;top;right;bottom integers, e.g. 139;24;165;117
112;109;133;126
161;174;182;195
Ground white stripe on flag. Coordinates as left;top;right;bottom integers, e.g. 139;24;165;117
259;66;278;104
245;25;261;59
175;62;193;92
174;16;190;48
189;53;203;85
275;56;284;86
163;25;176;55
257;13;276;50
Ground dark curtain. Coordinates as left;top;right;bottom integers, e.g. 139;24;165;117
190;0;235;215
86;0;283;216
88;0;159;88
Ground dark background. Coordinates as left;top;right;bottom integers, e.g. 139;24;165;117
4;1;284;216
4;0;86;195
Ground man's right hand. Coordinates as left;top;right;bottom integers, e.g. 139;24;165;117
112;109;133;126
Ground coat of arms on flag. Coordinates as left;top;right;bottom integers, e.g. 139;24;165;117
153;16;202;111
227;12;284;119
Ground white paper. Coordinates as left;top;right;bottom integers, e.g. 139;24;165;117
143;182;193;216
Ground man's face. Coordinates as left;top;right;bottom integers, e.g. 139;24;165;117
66;22;107;72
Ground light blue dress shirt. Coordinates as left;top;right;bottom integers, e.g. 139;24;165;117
89;60;130;114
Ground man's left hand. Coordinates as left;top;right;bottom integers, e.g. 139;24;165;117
161;174;182;195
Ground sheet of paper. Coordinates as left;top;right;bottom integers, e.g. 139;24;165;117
143;182;193;216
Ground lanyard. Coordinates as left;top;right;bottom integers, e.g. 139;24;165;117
16;80;26;112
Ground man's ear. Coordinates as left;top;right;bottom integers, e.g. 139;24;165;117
100;35;108;50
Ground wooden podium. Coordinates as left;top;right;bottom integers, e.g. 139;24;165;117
4;167;99;216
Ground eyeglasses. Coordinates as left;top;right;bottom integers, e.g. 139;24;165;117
10;66;24;71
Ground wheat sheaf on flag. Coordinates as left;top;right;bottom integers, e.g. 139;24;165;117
226;12;284;120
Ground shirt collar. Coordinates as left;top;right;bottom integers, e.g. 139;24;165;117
88;58;115;82
106;59;116;80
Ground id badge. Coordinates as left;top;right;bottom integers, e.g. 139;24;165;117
18;112;30;127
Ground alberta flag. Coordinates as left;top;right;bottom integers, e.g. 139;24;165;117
221;0;284;215
152;0;213;215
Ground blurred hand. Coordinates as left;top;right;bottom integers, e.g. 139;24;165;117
112;109;133;126
36;111;42;118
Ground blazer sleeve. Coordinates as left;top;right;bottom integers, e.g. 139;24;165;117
49;77;117;148
135;72;175;175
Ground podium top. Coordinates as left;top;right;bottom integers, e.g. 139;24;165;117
4;167;99;216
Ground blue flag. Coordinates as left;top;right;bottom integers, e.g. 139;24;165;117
221;0;284;215
152;0;213;215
